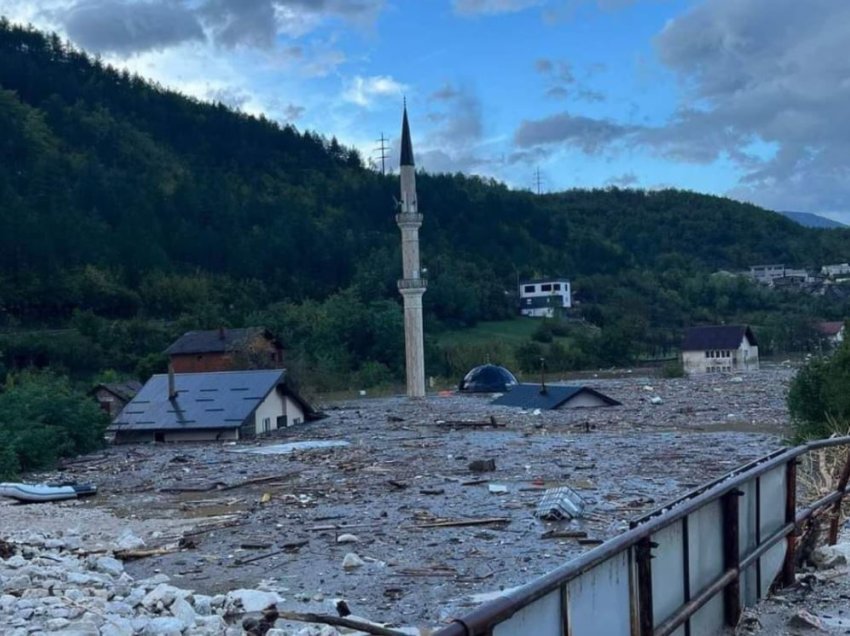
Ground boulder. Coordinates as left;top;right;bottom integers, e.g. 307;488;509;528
342;553;365;570
142;616;186;636
812;543;850;569
224;589;283;614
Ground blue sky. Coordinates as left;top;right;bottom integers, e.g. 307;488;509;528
6;0;850;222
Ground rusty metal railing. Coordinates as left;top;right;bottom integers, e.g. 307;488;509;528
434;436;850;636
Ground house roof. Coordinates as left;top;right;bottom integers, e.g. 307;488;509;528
682;325;758;351
816;321;845;336
91;380;143;402
520;278;570;286
492;384;620;410
108;369;317;432
164;327;274;355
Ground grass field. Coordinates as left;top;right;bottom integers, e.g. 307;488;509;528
435;318;541;347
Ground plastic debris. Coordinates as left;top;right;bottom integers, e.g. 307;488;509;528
535;486;586;520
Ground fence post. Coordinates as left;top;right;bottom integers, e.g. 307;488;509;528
635;538;654;636
827;448;850;545
722;490;742;626
782;459;797;586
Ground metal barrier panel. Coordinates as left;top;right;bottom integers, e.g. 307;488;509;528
738;478;759;607
686;500;726;636
758;464;787;597
651;521;686;636
492;588;564;636
565;551;633;635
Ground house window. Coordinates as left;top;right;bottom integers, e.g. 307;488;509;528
553;283;561;291
705;351;710;358
541;284;552;292
524;285;535;293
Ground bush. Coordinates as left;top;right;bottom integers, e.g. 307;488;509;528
661;360;686;378
788;342;850;440
0;372;110;479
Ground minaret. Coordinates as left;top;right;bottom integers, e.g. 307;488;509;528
396;104;427;398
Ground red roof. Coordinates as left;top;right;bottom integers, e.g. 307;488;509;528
816;321;845;336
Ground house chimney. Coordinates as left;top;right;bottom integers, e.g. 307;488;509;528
539;357;548;395
219;326;226;340
168;363;177;400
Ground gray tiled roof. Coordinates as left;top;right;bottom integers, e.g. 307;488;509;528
96;381;142;402
682;325;757;351
164;327;270;355
492;384;620;410
109;369;285;432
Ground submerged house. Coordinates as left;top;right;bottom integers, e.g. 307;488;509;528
681;325;759;374
90;381;143;418
109;369;318;443
492;384;620;410
816;321;846;348
165;327;283;373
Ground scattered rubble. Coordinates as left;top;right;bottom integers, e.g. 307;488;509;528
2;366;795;628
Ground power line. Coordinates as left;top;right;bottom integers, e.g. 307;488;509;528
373;132;389;175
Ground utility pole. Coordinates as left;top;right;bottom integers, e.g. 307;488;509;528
534;167;544;195
374;132;389;175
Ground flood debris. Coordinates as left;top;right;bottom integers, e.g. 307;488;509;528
488;484;508;494
231;440;351;455
436;416;504;429
276;609;407;636
337;534;359;544
468;458;496;472
342;553;366;569
536;486;586;520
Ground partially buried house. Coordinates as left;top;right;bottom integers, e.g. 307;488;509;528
492;384;620;410
681;325;759;374
89;381;143;418
165;327;283;373
108;369;319;443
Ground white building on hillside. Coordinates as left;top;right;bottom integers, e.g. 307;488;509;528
519;279;571;318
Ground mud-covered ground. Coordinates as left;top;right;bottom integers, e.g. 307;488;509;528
2;367;795;631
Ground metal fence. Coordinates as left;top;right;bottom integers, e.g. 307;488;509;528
434;437;850;636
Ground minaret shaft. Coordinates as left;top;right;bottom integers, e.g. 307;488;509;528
396;105;426;398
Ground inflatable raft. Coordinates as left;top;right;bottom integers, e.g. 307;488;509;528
0;482;97;503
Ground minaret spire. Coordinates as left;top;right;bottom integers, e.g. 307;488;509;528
395;103;426;398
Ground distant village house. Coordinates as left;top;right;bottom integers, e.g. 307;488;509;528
748;265;786;284
165;327;283;373
681;325;760;374
109;369;318;443
816;321;846;347
89;381;142;418
821;263;850;278
519;278;572;318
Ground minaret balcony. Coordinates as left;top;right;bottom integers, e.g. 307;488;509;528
395;212;423;226
398;278;428;291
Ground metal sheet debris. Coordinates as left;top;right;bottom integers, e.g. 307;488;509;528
535;486;586;520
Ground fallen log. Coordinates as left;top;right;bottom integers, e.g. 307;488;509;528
276;610;406;636
415;517;510;529
218;472;297;492
436;416;504;429
115;546;181;560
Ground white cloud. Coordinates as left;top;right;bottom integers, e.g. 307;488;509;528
342;75;407;107
452;0;543;16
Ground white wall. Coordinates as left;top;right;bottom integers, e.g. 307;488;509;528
253;388;286;435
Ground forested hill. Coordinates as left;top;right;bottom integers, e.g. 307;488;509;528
2;19;850;384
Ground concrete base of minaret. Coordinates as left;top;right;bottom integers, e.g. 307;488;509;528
400;286;426;398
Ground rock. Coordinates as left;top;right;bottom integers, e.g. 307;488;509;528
171;596;196;626
650;396;663;405
5;574;31;593
224;589;283;613
192;594;212;616
342;553;365;570
95;556;124;577
115;531;145;552
788;609;826;631
4;555;27;569
141;583;182;609
100;617;135;636
46;618;71;631
336;534;359;544
143;616;186;635
812;544;850;569
52;620;101;636
488;484;508;494
43;538;65;550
